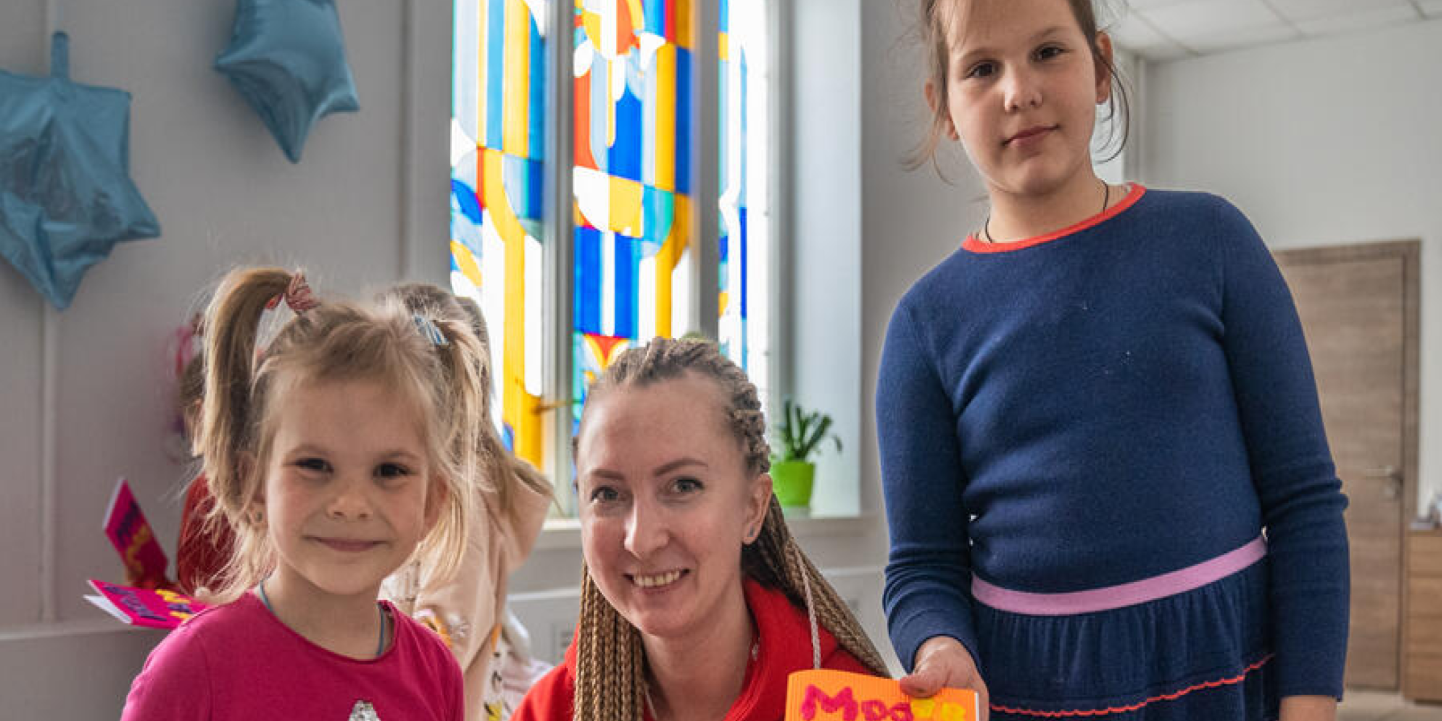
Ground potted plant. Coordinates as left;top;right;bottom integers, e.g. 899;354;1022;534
770;397;842;509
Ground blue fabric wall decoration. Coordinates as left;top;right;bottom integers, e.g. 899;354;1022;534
214;0;360;163
0;32;161;310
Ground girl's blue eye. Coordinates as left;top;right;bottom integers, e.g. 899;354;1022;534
296;458;331;473
672;477;703;494
376;463;410;479
590;486;620;503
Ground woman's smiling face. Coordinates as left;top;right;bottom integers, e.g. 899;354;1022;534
575;372;771;642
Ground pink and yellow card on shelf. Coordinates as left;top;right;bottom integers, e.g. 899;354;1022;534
84;579;207;629
103;477;170;588
84;477;201;629
786;670;981;721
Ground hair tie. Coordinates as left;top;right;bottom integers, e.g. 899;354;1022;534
265;272;320;314
413;315;448;346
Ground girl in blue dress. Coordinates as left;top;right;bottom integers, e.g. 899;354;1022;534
877;1;1350;719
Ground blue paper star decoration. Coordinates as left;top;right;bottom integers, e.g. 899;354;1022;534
214;0;360;163
0;32;162;310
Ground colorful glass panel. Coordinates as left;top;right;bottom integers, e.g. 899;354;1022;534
450;0;548;468
719;0;768;394
572;0;695;429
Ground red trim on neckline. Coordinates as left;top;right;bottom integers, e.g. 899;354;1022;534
963;184;1147;254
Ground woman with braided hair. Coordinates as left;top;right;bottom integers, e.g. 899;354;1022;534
513;337;887;721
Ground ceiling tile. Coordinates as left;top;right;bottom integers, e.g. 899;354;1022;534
1295;5;1420;36
1141;0;1283;39
1106;13;1194;62
1137;44;1196;63
1267;0;1408;22
1184;22;1301;53
1114;42;1191;63
1111;0;1434;59
1107;13;1172;49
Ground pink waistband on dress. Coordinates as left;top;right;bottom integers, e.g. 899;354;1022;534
971;535;1267;616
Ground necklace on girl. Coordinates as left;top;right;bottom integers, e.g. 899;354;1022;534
257;579;388;658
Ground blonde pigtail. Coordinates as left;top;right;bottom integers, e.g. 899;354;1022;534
414;314;488;588
195;267;296;603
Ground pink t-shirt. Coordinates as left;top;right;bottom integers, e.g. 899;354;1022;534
122;592;463;721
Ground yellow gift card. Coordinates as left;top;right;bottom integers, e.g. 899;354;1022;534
785;670;981;721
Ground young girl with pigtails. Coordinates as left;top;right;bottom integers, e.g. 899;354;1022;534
878;1;1350;719
123;267;491;721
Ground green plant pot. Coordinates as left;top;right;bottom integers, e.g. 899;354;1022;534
771;460;816;508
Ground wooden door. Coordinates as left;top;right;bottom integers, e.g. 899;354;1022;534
1274;241;1419;690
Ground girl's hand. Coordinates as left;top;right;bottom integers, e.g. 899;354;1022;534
899;636;990;721
1279;695;1337;721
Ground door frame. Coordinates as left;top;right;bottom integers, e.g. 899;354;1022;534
1274;238;1420;688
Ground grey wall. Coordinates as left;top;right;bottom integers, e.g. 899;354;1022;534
1141;18;1442;513
858;0;985;529
790;0;865;518
0;0;451;715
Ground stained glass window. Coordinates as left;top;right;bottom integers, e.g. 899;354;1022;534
572;0;695;431
450;0;548;469
452;0;769;496
718;0;768;392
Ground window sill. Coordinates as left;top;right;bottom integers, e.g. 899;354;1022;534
535;512;878;552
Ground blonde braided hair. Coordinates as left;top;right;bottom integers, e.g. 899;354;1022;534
571;337;887;721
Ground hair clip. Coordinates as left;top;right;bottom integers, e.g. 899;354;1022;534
413;315;448;347
265;272;320;314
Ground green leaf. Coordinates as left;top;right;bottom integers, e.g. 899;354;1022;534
771;396;839;463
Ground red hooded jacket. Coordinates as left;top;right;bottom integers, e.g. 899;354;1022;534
513;578;874;721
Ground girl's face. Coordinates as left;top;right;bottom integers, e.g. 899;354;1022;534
255;377;441;604
575;374;772;642
930;0;1111;201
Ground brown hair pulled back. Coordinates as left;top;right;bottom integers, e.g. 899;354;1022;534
907;0;1130;172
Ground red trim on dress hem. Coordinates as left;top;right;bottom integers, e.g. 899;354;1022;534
963;185;1147;254
989;653;1272;718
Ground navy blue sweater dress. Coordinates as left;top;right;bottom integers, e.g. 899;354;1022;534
877;186;1349;719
